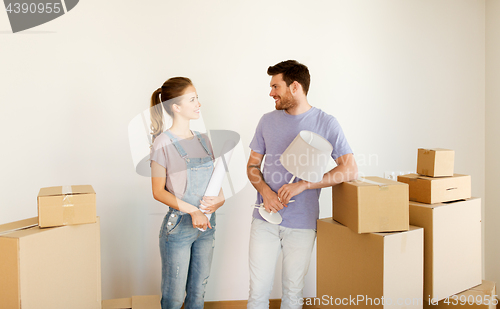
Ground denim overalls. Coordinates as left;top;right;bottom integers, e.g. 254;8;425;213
159;130;215;309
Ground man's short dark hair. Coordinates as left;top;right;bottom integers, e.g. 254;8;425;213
267;60;310;95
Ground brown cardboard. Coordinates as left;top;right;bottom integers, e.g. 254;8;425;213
398;174;471;204
423;281;496;309
409;198;482;301
102;297;133;309
102;295;161;309
332;176;409;233
37;184;96;228
317;218;423;309
0;217;101;309
132;295;161;309
417;148;455;177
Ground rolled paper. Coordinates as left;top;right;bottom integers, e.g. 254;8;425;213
198;140;236;231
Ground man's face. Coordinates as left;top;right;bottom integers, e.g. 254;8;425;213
269;74;296;111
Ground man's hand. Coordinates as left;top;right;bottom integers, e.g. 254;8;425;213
278;181;307;204
247;150;285;213
261;187;285;213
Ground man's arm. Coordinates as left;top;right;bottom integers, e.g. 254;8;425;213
247;150;286;213
277;153;358;204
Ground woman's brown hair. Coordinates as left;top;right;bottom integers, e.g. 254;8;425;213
150;77;193;143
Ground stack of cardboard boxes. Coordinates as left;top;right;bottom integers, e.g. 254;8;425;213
0;185;101;309
317;148;497;309
318;176;424;308
398;149;496;308
0;185;162;309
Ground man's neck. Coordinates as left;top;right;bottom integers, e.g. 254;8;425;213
285;98;312;115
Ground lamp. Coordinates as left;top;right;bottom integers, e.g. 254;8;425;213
280;130;336;183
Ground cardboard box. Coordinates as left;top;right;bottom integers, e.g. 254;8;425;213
397;174;471;204
332;176;409;233
0;217;101;309
423;281;496;309
102;295;161;309
38;185;96;228
409;198;482;301
317;218;423;309
417;148;455;177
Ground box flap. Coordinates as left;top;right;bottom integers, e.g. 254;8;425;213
409;197;480;210
0;217;38;236
349;176;407;187
102;297;132;309
132;295;161;309
467;280;496;297
419;148;453;152
416;174;467;181
38;185;95;197
446;281;495;302
372;225;422;237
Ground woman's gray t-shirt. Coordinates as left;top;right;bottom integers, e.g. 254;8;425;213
150;130;214;199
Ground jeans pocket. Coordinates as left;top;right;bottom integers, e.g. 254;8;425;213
160;214;183;238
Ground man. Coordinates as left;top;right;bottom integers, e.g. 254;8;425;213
247;60;358;309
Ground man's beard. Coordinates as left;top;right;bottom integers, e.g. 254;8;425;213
275;92;297;111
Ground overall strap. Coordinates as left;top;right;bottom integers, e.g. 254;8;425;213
193;131;212;158
164;130;189;161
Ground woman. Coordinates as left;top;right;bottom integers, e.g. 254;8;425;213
150;77;224;309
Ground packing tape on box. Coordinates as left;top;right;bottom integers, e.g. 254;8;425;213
62;186;75;225
379;216;389;230
355;178;389;190
62;185;72;195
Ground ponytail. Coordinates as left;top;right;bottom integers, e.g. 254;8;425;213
150;88;164;144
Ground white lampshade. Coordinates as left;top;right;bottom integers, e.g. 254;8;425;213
279;130;336;183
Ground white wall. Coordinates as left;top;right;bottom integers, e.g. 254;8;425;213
485;0;500;287
0;0;486;301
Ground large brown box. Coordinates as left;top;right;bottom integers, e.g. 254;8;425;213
417;148;455;177
37;185;96;228
317;218;423;309
423;281;496;309
409;198;482;301
102;295;161;309
333;176;409;233
397;174;471;204
0;217;101;309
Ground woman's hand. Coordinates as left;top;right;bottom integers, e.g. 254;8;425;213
199;189;225;215
199;194;224;215
188;209;212;230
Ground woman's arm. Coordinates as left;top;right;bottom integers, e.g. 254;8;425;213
199;188;225;214
151;161;212;229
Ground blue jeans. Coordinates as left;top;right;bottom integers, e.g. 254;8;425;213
159;212;216;309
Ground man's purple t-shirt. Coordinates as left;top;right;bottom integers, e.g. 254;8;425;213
249;107;353;229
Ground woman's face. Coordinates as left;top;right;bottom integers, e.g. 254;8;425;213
173;85;201;120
